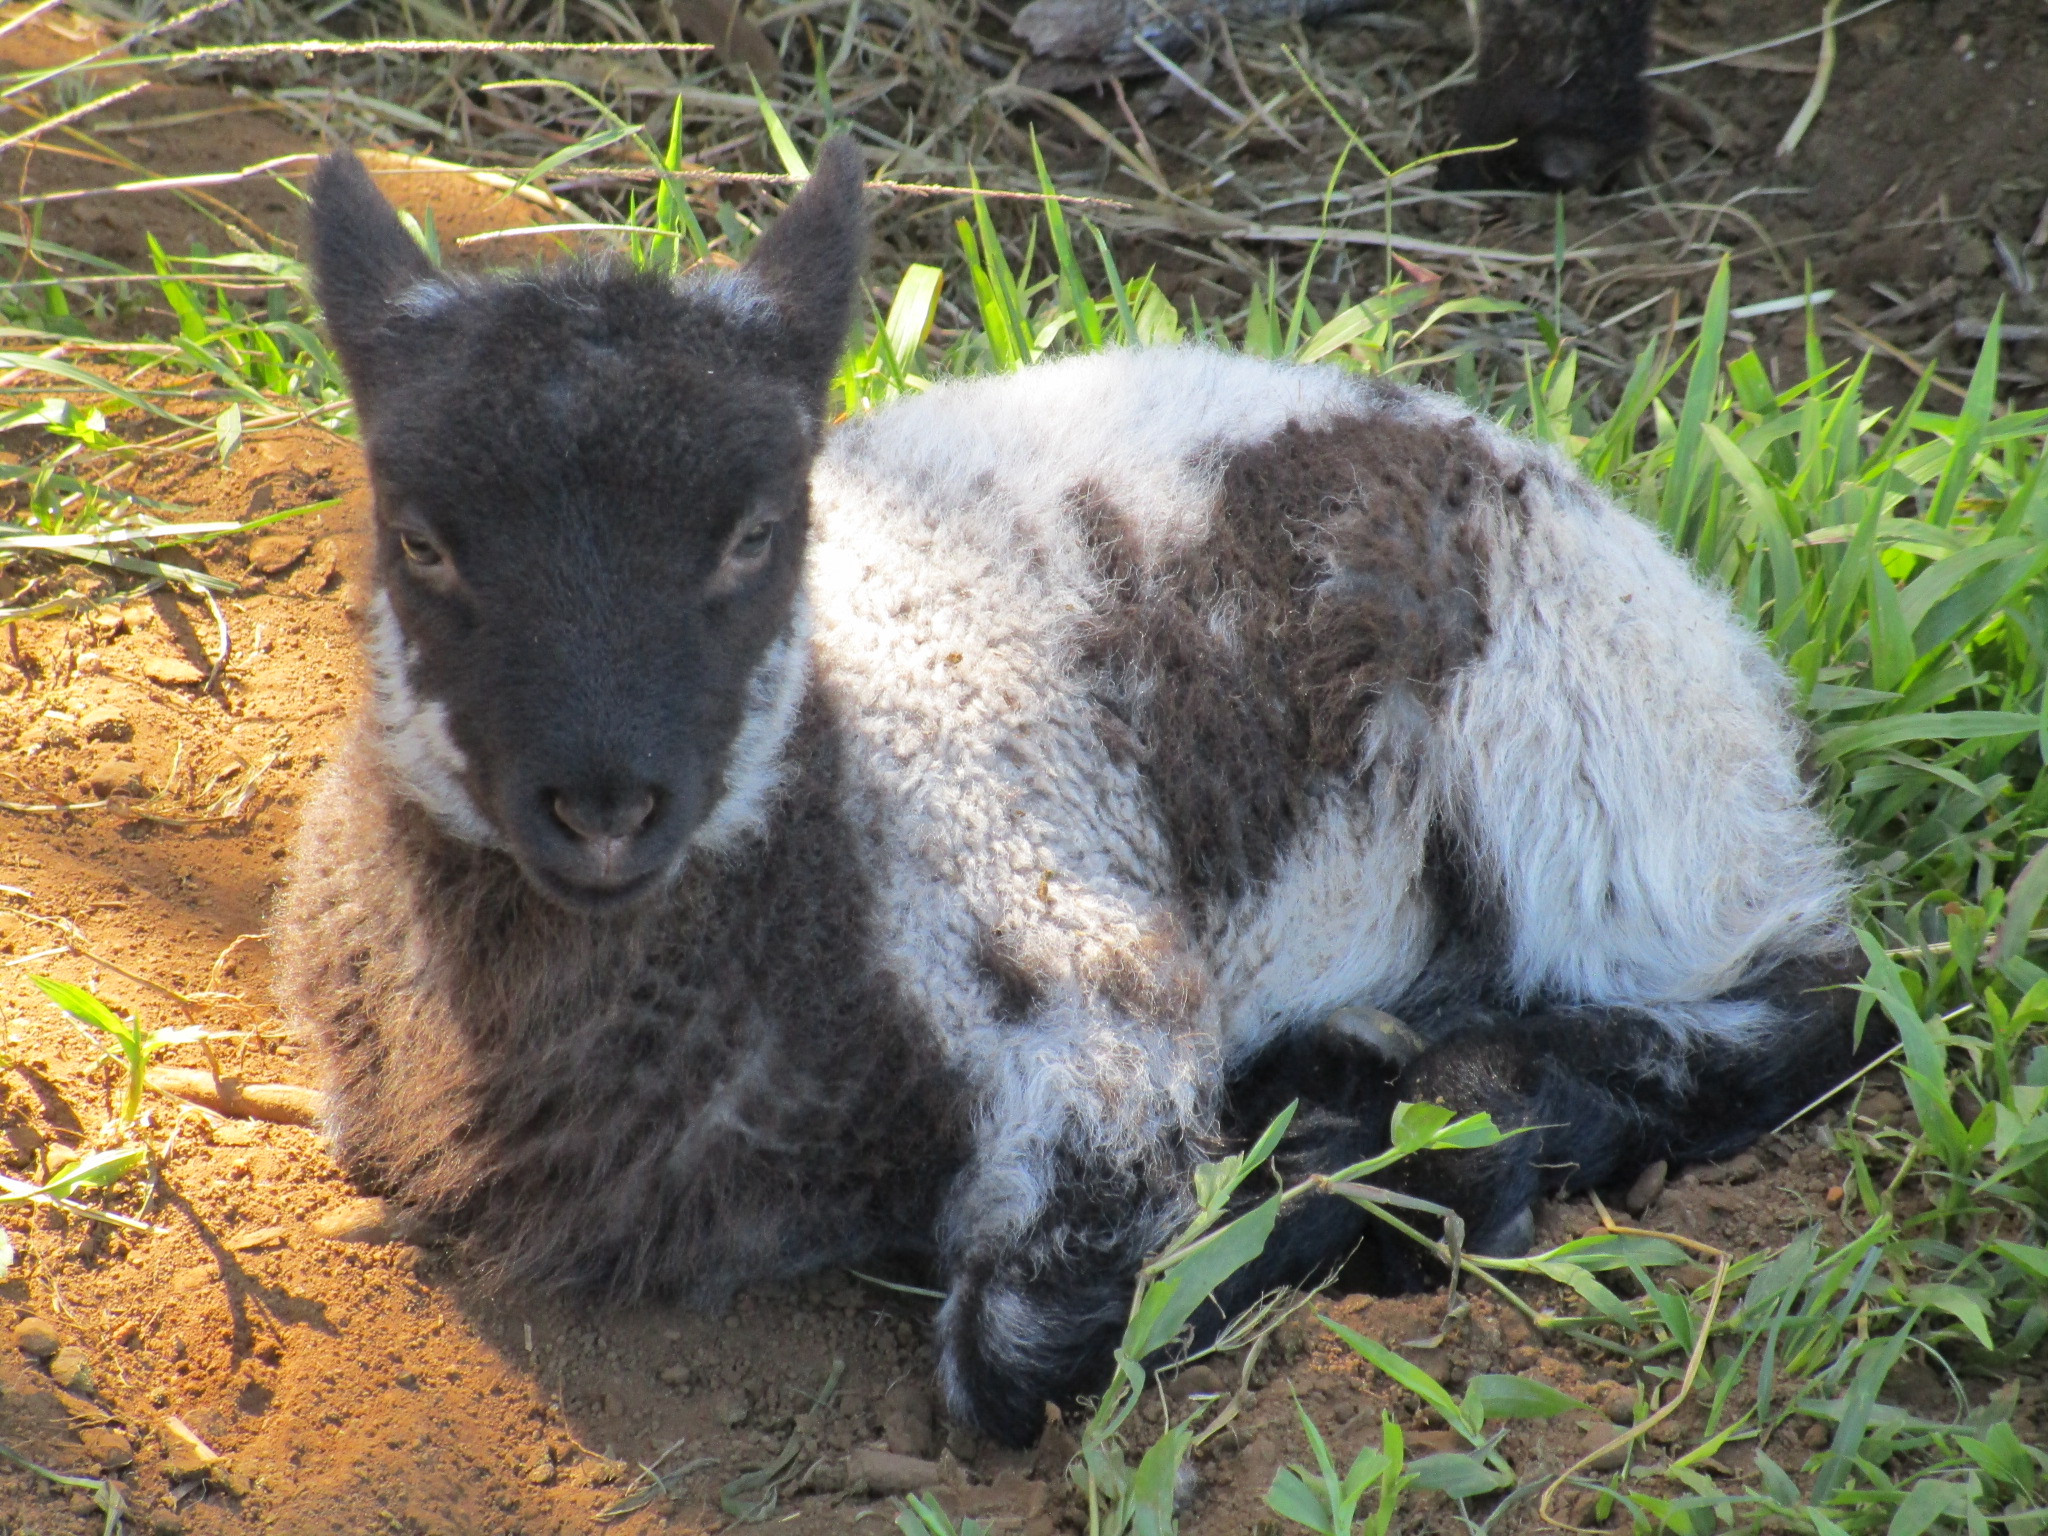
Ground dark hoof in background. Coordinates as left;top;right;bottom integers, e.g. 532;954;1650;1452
1445;0;1657;191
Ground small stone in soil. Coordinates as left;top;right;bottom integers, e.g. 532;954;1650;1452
13;1316;60;1359
46;1346;93;1392
247;535;310;575
847;1447;941;1495
1622;1159;1667;1216
77;1427;134;1470
713;1392;750;1428
1705;1151;1762;1184
160;1416;220;1480
80;704;133;743
1575;1418;1629;1471
882;1377;937;1458
311;1197;396;1244
1599;1384;1639;1423
143;656;207;688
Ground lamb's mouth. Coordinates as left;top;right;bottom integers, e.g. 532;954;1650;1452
520;860;669;913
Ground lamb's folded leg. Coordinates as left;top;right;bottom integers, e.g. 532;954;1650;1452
1376;951;1877;1276
934;991;1217;1447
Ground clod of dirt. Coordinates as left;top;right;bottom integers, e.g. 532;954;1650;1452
882;1377;938;1457
1705;1152;1762;1184
159;1416;220;1480
142;657;207;689
712;1391;750;1428
847;1447;942;1495
1401;1346;1454;1386
1168;1364;1223;1403
1598;1383;1639;1424
246;535;311;576
1573;1418;1630;1471
79;704;132;744
1623;1159;1667;1215
77;1427;134;1470
13;1316;60;1359
310;1197;397;1244
46;1346;93;1393
568;1455;627;1488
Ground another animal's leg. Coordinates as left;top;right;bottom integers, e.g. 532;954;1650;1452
1379;952;1873;1271
1443;0;1658;189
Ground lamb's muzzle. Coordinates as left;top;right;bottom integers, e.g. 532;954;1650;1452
279;137;1879;1449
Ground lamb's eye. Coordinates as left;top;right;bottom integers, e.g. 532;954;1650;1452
730;522;776;564
397;530;445;568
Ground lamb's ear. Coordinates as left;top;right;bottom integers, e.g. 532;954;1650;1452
742;136;866;390
307;150;436;384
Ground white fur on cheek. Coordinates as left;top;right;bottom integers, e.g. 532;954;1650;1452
689;595;813;854
366;590;497;845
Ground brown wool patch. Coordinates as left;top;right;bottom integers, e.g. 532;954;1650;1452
974;927;1047;1023
279;694;972;1301
1075;412;1500;914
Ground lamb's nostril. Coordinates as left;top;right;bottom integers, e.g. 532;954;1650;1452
549;787;659;843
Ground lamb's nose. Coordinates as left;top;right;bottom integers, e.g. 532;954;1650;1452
549;785;659;843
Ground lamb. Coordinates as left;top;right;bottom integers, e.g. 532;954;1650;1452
279;136;1868;1447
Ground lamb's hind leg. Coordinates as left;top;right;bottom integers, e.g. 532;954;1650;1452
1381;951;1877;1270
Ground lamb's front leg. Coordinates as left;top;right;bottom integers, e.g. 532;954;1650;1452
935;967;1217;1447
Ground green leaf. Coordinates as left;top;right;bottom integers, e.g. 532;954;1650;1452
882;265;944;373
720;1432;803;1522
1462;1375;1582;1421
1819;710;2040;760
1888;1478;1965;1536
1954;1422;2038;1495
1321;1317;1475;1441
1906;1285;1993;1350
1812;1332;1908;1502
1406;1453;1511;1499
0;1146;148;1205
1129;1424;1191;1536
1266;1465;1337;1532
1524;1260;1638;1329
1125;1195;1278;1360
750;86;809;179
1754;1450;1800;1507
1538;1233;1687;1271
27;975;132;1042
1991;1241;2048;1284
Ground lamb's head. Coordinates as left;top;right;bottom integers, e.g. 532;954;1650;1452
308;140;864;909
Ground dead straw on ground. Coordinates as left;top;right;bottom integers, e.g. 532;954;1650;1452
8;0;1990;400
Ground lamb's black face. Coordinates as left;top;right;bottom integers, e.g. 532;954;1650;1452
309;144;864;908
